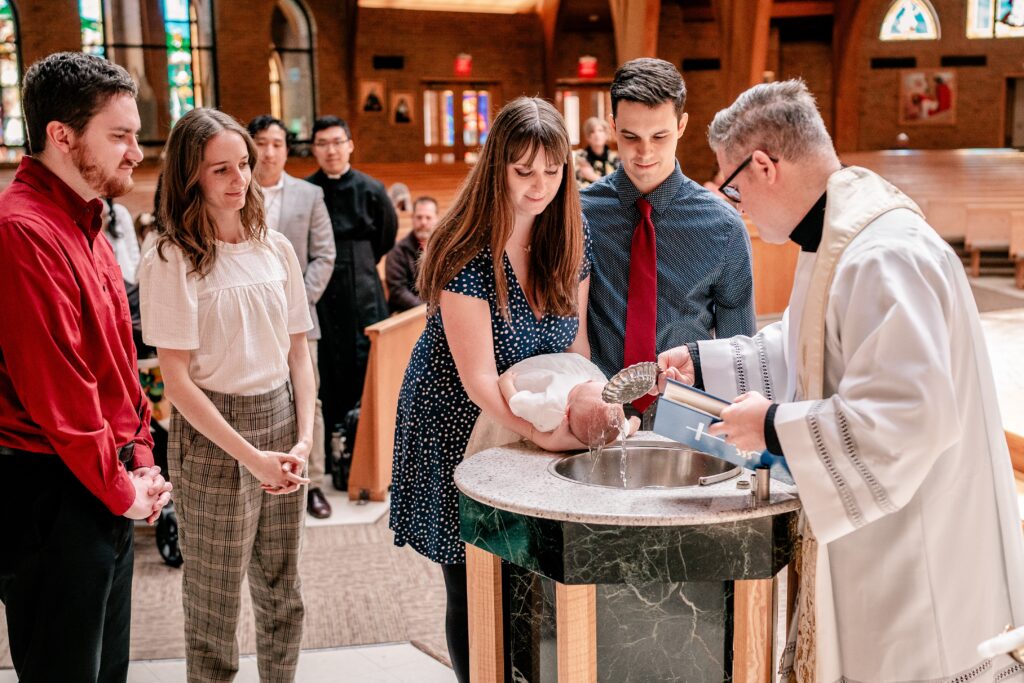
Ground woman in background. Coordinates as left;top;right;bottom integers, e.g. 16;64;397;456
138;107;314;682
574;115;619;188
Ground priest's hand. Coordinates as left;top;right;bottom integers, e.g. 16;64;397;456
708;392;770;453
654;345;695;392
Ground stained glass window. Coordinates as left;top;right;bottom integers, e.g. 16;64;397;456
270;0;315;141
0;0;23;152
80;0;105;55
79;0;216;141
879;0;941;40
967;0;1024;38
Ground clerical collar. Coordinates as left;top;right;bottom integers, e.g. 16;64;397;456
789;192;826;252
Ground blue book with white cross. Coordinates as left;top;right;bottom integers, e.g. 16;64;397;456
652;378;794;485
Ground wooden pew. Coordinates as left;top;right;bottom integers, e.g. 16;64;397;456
348;304;427;501
745;219;799;316
1011;211;1024;289
964;203;1024;276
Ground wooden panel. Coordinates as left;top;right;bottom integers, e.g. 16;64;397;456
348;305;427;500
466;543;505;683
609;0;660;62
555;582;597;683
770;1;834;17
747;221;799;316
733;578;774;683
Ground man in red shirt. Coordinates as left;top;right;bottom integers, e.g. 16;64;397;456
0;52;172;682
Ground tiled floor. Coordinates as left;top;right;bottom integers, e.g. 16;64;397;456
0;642;455;683
303;474;390;528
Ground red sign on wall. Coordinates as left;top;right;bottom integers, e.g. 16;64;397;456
577;55;598;79
454;53;473;77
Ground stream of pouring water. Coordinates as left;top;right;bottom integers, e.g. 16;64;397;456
617;421;629;487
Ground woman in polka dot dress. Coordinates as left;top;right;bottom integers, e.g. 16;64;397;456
389;97;592;682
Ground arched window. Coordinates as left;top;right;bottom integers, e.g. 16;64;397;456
967;0;1024;38
270;0;315;141
80;0;105;55
880;0;941;40
78;0;217;142
0;0;23;154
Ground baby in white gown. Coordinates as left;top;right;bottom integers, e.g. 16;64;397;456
464;353;638;457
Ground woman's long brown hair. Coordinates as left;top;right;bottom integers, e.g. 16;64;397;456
156;108;266;276
417;97;584;319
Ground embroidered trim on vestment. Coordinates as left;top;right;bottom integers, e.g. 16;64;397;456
755;334;775;400
730;338;748;395
808;399;864;527
831;658;994;683
835;405;896;514
995;662;1024;682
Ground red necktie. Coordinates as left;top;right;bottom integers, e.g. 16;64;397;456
623;197;657;413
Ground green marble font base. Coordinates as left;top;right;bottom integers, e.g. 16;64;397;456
460;494;798;682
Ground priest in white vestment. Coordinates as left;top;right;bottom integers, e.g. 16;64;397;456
657;80;1024;682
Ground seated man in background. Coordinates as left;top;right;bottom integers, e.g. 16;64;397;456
386;195;438;312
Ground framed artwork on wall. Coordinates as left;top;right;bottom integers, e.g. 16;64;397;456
899;69;956;125
359;80;386;113
391;91;415;125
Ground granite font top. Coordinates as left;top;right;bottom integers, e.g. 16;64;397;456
454;433;801;527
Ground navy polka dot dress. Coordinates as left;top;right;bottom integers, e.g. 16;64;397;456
390;236;592;564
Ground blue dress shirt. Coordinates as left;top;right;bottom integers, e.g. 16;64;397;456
583;162;756;379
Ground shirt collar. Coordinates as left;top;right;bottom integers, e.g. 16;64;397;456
611;160;684;216
262;175;285;192
15;156;103;241
789;191;827;253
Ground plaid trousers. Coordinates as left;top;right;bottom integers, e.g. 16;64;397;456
168;383;305;683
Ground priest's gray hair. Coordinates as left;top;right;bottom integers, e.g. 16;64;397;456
708;79;833;163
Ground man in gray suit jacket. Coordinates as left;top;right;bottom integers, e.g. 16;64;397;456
249;115;337;519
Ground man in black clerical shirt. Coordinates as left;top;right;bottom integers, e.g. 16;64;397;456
306;116;397;486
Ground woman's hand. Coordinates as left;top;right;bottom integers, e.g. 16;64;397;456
532;419;585;453
246;450;309;495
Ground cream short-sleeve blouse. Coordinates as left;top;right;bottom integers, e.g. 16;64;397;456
139;230;313;396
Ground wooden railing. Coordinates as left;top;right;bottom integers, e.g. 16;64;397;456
347;304;427;501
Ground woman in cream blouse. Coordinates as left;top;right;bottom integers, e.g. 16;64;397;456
139;108;315;682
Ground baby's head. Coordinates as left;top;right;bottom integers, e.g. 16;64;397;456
566;381;626;446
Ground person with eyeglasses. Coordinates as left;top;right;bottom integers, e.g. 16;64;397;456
581;58;756;427
657;79;1024;683
305;116;397;488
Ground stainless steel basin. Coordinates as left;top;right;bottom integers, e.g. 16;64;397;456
549;440;742;490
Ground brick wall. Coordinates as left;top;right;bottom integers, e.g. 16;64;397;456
857;0;1024;150
12;1;80;69
659;3;731;184
10;0;1024;161
350;8;545;163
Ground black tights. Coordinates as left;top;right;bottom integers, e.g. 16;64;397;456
441;562;513;683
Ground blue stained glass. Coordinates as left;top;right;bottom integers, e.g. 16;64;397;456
478;92;490;145
165;2;195;126
443;91;455;147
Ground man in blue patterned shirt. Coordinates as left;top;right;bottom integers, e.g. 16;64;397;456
582;57;756;420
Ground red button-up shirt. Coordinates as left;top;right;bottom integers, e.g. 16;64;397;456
0;157;153;515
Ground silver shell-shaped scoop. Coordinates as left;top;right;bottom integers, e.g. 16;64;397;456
602;361;660;404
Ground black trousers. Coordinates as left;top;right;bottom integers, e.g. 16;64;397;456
0;450;135;683
441;562;513;683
